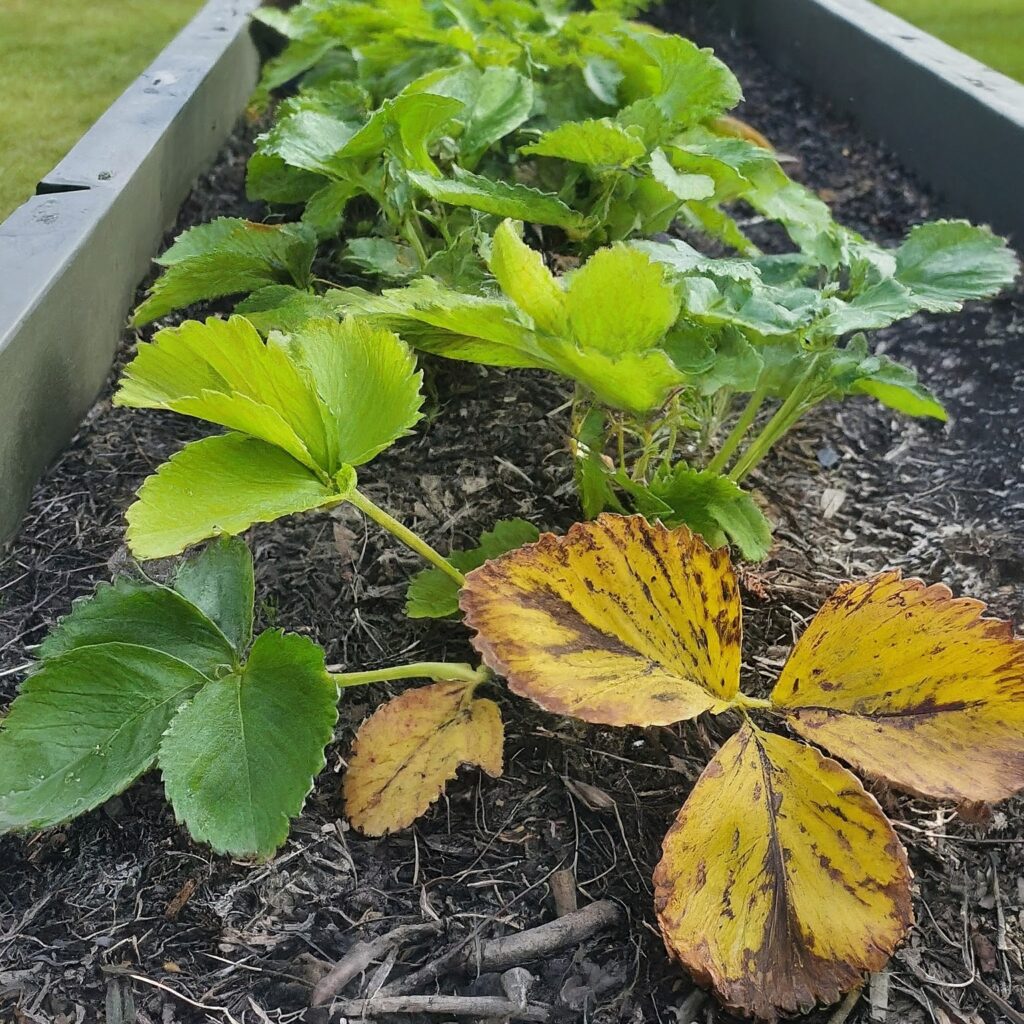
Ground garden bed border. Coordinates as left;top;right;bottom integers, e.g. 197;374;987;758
709;0;1024;242
0;0;261;546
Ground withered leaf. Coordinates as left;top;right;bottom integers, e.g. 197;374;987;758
460;515;742;727
654;724;913;1021
772;571;1024;802
344;680;503;836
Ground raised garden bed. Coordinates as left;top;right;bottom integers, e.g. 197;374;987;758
1;2;1022;1022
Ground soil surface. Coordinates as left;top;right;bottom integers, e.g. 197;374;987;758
1;6;1023;1023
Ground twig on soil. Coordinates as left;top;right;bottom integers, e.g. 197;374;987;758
549;868;578;917
326;994;553;1021
311;922;441;1007
384;899;622;996
472;899;622;973
827;985;864;1024
970;978;1024;1024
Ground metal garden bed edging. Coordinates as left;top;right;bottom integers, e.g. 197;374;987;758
708;0;1024;242
0;0;261;546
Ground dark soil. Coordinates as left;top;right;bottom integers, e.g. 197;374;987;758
1;6;1023;1022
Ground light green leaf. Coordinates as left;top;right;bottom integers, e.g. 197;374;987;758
827;335;947;421
566;244;680;355
260;109;359;178
455;67;535;162
116;316;332;471
159;630;337;858
39;578;236;676
133;219;318;326
125;434;344;560
302;180;360;239
520;118;647;169
282;317;424;467
649;148;715;201
645;465;772;561
174;537;255;655
0;644;208;831
332;282;545;368
406;519;541;618
895;220;1019;312
408;168;585;228
549;344;686;414
344;237;419;280
488;219;568;335
234;286;341;335
618;32;742;127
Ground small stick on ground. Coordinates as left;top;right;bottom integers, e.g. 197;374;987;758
327;994;552;1021
971;978;1024;1024
549;868;578;918
311;922;441;1007
385;899;622;996
474;899;622;973
827;986;864;1024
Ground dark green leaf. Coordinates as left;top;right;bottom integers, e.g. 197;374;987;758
644;465;772;561
159;630;337;858
0;645;208;830
39;578;235;677
174;537;255;655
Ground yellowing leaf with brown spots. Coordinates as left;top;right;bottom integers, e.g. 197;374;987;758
654;725;912;1021
343;680;503;836
459;515;742;727
771;571;1024;803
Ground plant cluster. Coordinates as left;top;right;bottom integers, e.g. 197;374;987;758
129;0;1018;554
1;0;1023;1019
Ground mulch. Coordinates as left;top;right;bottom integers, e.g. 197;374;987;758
1;4;1022;1022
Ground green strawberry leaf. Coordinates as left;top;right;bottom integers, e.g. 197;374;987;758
643;465;772;561
894;220;1019;312
173;536;255;656
0;644;209;830
406;519;541;618
125;434;349;560
408;168;585;228
520;118;647;169
39;577;236;676
133;219;318;326
159;630;338;859
565;244;680;355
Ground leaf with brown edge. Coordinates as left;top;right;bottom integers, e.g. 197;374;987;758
343;680;503;836
654;724;912;1022
771;571;1024;803
459;515;742;727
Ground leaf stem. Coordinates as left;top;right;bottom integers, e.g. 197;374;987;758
330;662;488;688
348;489;466;587
728;356;823;483
705;385;768;476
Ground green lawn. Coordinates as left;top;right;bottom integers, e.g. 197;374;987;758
0;0;205;222
873;0;1024;82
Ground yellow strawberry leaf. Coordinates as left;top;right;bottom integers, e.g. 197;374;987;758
654;724;912;1021
460;514;742;727
343;680;503;836
771;571;1024;803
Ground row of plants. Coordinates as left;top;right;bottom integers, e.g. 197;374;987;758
1;0;1022;1018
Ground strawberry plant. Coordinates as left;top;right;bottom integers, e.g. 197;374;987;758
456;514;1024;1019
331;216;1018;558
133;0;837;325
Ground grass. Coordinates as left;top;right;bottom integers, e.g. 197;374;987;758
0;0;205;222
872;0;1024;82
